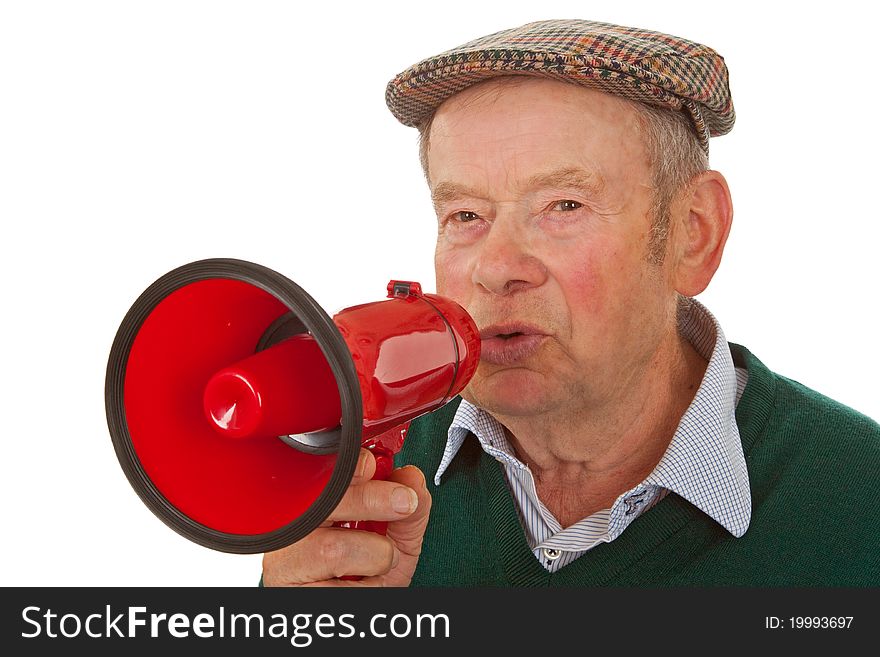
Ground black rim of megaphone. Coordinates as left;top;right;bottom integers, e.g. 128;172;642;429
104;258;363;554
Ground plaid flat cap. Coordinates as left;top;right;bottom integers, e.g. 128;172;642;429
385;19;734;153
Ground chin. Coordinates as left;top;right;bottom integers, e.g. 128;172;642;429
462;367;555;417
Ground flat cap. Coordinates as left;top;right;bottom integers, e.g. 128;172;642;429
385;19;734;153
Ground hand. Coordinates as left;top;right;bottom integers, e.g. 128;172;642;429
261;448;431;586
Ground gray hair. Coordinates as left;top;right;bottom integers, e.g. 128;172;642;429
632;102;709;264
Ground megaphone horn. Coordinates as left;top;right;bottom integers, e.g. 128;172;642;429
105;259;479;554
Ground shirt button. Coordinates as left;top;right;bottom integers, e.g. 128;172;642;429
542;548;561;561
624;490;650;515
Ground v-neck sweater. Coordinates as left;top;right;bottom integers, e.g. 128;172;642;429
394;343;880;586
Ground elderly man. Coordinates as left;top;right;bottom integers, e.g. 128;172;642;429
263;19;879;586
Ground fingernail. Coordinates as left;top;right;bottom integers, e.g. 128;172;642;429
391;546;400;568
391;487;418;514
356;453;367;478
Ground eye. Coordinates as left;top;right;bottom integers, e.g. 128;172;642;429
553;200;583;212
454;210;480;223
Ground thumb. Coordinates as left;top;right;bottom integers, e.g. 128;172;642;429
383;465;432;559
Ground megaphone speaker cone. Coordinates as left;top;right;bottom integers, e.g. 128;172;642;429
105;259;362;553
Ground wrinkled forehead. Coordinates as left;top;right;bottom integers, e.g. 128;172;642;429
426;77;650;188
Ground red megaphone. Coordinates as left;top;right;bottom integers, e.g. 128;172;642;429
105;259;479;553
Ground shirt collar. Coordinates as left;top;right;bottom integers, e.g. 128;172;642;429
434;297;751;538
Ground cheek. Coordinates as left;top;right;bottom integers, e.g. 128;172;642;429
554;239;654;340
434;246;472;302
554;247;608;317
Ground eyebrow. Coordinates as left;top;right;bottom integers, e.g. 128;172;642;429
525;167;607;198
430;166;607;208
430;181;483;208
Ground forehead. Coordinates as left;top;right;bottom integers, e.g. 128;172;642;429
426;77;648;189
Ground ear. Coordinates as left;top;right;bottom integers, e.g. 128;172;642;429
672;170;733;297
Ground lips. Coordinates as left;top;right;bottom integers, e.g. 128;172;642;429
479;323;548;366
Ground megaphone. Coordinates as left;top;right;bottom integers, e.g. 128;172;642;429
105;259;480;554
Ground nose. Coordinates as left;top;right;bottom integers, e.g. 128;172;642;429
471;214;548;296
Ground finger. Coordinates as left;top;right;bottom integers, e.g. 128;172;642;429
316;449;374;528
384;466;432;558
350;448;376;484
326;479;419;523
262;527;400;585
319;448;402;527
297;572;392;587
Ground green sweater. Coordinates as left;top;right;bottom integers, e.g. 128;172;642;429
395;343;880;586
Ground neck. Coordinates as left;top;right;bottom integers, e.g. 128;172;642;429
496;328;707;526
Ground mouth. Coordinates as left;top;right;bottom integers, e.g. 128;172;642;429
478;324;548;366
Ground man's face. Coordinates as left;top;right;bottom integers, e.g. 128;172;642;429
427;77;681;418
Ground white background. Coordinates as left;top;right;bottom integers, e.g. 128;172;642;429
1;1;877;586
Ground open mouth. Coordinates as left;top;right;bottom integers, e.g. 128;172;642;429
478;326;547;365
